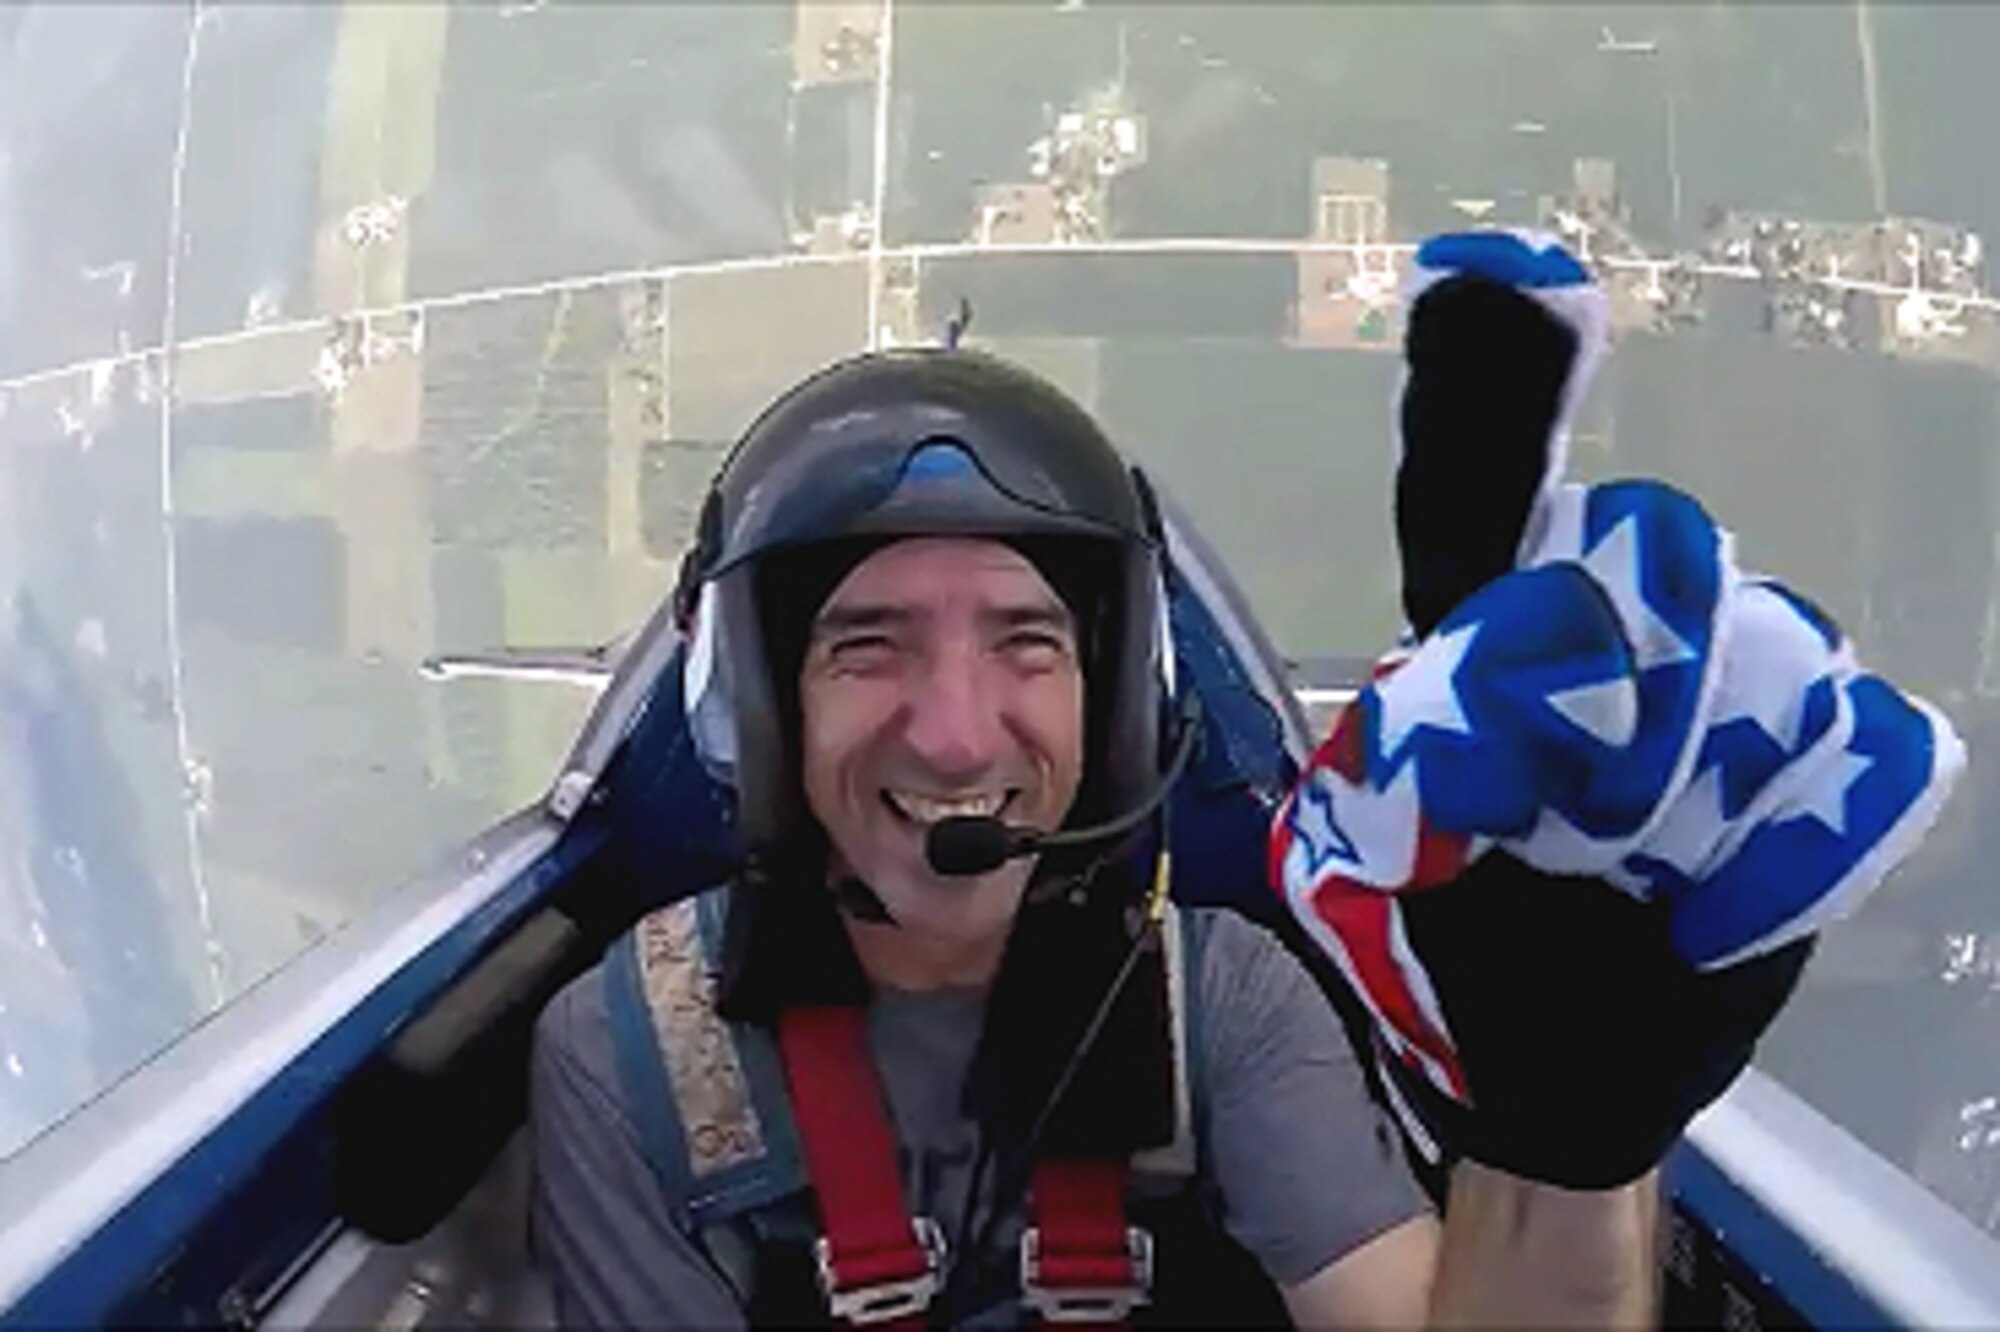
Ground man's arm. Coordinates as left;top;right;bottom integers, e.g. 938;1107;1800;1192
1193;910;1437;1323
1281;1164;1658;1329
1280;1213;1438;1329
530;969;747;1329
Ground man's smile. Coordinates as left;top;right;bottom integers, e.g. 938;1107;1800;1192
880;789;1019;826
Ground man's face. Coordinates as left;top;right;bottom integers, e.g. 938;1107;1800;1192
799;537;1086;945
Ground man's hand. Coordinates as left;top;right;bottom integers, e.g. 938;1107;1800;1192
1274;224;1956;1325
1391;850;1815;1191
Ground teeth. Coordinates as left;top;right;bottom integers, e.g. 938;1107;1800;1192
889;790;1005;824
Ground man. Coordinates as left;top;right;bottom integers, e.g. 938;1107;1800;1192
530;339;1671;1328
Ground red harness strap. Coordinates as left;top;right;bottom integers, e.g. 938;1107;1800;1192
780;1005;1152;1328
1022;1158;1151;1326
779;1006;943;1328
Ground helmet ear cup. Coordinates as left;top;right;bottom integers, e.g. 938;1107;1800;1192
1128;464;1166;545
1127;464;1177;754
1094;533;1169;831
671;490;723;632
713;561;792;852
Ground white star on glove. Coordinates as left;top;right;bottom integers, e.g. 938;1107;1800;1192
1290;773;1360;875
1287;763;1426;891
1580;514;1698;671
1794;748;1875;836
1376;621;1480;761
1546;673;1640;748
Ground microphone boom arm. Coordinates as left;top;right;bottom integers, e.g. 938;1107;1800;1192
924;691;1202;877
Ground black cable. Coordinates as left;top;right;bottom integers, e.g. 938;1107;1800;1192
946;1130;997;1313
940;701;1194;1318
944;819;1171;1319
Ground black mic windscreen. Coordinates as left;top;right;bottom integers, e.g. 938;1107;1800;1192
925;816;1023;877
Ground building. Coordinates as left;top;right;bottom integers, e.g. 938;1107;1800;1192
970;182;1062;246
791;2;881;89
1295;156;1404;351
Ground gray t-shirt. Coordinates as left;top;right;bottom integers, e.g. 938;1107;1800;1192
530;908;1427;1328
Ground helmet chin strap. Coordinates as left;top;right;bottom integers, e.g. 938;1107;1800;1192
831;874;898;924
829;863;1091;930
828;862;1090;928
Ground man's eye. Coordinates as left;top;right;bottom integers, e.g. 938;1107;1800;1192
1004;631;1072;660
830;634;897;661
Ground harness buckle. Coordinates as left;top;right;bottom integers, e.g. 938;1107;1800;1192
1019;1225;1155;1324
813;1216;948;1325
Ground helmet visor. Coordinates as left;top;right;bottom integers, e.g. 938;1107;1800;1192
705;355;1154;576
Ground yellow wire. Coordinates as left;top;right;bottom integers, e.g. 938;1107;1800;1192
1146;846;1172;925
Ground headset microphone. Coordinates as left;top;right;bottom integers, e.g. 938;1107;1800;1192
924;695;1202;877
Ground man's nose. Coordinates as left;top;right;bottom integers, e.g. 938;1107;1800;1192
902;644;1006;779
